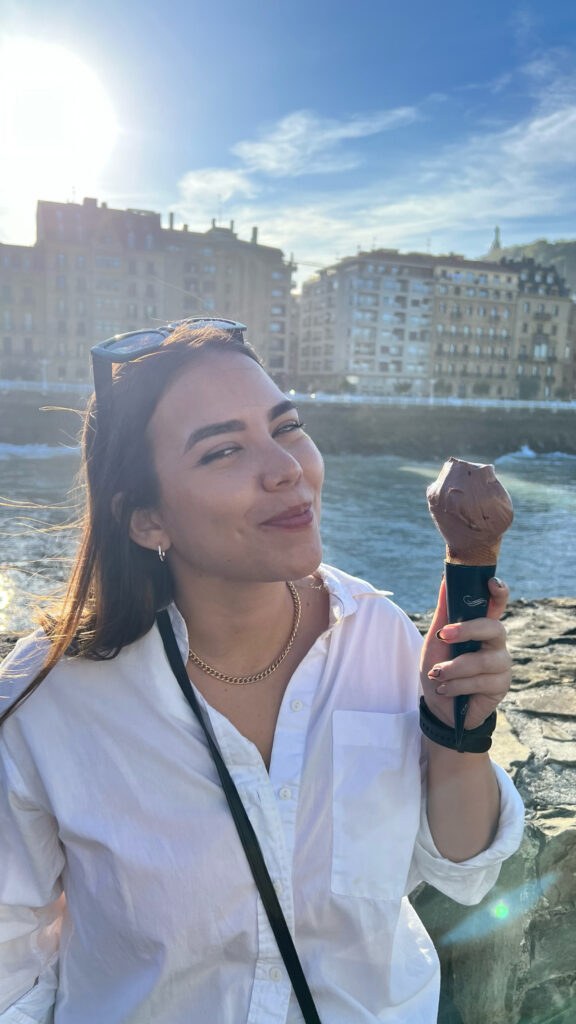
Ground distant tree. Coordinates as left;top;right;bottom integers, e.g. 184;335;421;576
393;379;413;395
517;376;541;400
554;384;573;401
472;379;492;397
434;379;453;397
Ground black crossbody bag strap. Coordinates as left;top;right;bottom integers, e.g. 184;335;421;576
156;610;322;1024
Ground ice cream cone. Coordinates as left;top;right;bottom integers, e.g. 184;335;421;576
427;457;513;746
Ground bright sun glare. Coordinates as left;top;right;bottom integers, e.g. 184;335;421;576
0;38;117;230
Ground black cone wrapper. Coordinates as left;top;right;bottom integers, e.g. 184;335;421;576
444;561;496;747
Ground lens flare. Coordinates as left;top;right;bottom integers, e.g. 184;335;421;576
438;872;557;947
492;903;510;920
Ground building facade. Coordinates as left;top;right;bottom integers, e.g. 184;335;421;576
0;198;294;383
299;251;436;395
511;260;573;400
299;250;575;400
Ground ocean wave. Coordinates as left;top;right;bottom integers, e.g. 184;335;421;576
496;446;576;463
0;443;80;460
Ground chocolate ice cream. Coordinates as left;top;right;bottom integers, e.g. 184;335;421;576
426;457;514;565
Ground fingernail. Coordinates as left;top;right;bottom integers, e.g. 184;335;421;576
428;667;442;679
435;683;447;694
435;628;447;641
490;577;505;588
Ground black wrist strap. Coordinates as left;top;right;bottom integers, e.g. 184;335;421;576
419;696;497;753
156;610;322;1024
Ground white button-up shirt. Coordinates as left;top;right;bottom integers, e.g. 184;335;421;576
0;565;524;1023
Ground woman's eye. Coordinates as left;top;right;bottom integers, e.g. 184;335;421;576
199;445;240;464
274;419;305;437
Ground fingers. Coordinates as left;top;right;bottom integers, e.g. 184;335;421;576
486;576;509;620
428;576;448;635
434;615;508;650
429;665;511;698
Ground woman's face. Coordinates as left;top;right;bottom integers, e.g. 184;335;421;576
136;347;324;586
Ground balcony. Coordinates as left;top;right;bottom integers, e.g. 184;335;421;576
533;311;552;320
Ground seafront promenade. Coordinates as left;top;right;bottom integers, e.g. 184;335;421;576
2;380;576;455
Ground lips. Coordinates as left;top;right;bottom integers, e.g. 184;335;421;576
261;503;314;528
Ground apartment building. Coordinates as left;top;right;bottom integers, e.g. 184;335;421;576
431;257;519;399
300;250;575;400
0;198;294;383
0;245;46;381
511;260;573;400
298;251;436;395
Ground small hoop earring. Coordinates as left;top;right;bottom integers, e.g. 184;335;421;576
157;545;166;562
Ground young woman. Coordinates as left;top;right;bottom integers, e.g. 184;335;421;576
0;319;523;1024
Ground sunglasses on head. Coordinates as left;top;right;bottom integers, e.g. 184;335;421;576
90;316;247;424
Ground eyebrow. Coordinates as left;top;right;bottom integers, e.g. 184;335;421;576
183;399;297;453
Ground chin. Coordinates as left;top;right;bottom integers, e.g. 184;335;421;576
284;541;323;582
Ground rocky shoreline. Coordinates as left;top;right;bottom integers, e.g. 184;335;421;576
1;597;575;1023
409;597;576;1024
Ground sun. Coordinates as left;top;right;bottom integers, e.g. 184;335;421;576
0;37;118;236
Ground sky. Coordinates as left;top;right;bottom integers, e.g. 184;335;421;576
1;0;576;286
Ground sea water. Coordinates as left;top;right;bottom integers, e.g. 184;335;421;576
0;444;575;631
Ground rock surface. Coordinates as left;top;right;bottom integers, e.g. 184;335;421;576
409;597;576;1024
1;599;575;1023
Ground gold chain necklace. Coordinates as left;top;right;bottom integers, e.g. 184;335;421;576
187;581;301;685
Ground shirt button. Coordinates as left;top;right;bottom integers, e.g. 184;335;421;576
290;699;303;712
279;786;292;801
269;967;283;982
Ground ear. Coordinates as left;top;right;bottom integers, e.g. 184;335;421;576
128;506;171;554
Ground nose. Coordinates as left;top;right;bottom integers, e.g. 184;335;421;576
260;441;303;491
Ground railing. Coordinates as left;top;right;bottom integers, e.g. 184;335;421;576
0;379;92;394
288;391;576;412
1;379;575;412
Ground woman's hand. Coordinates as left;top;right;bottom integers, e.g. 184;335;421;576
420;576;512;730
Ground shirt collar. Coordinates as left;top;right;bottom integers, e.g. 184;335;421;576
165;565;392;653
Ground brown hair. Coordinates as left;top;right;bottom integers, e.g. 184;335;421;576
0;326;261;724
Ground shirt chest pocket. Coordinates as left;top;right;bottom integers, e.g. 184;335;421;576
331;709;421;901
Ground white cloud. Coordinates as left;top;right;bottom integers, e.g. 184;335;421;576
213;85;576;286
175;168;257;225
232;107;420;177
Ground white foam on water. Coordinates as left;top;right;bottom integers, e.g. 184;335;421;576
0;444;80;460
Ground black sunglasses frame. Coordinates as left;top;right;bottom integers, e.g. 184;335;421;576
89;316;247;430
